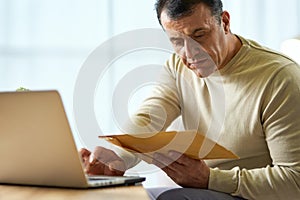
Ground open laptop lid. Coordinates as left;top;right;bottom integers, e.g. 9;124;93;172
0;90;144;188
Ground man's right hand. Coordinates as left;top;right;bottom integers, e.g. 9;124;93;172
79;146;126;176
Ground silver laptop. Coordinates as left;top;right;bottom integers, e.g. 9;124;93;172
0;90;145;188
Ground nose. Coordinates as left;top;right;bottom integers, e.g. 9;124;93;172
184;38;201;60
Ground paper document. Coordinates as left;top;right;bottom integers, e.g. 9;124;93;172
99;130;238;163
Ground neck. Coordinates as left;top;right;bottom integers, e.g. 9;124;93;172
220;34;242;69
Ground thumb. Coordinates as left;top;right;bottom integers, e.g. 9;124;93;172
108;160;126;172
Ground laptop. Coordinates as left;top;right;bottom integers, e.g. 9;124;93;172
0;90;145;188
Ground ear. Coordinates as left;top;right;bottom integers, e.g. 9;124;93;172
221;11;230;33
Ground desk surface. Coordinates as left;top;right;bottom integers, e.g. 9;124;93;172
0;184;150;200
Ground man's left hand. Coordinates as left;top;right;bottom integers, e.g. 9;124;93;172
153;151;210;188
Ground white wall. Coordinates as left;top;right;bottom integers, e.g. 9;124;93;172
223;0;300;50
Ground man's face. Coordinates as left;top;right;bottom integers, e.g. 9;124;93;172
161;3;229;77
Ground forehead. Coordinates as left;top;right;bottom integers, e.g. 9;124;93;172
160;3;214;35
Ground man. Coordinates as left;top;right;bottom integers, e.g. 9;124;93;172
80;0;300;199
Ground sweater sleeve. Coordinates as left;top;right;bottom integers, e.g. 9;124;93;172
119;55;181;169
122;55;181;135
208;66;300;199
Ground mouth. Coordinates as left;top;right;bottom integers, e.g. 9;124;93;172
188;58;207;65
188;59;210;69
184;58;217;78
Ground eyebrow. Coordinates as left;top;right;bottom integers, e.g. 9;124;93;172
168;27;207;41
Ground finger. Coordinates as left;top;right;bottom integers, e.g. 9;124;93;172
79;148;91;157
108;160;126;172
152;154;177;180
79;148;91;167
86;159;105;175
88;160;125;176
153;153;175;169
93;147;127;171
93;146;121;163
86;147;126;175
168;150;189;165
105;161;126;176
152;153;190;185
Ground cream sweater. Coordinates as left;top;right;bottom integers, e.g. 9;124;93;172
121;35;300;199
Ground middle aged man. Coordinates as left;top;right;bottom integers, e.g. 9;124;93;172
80;0;300;199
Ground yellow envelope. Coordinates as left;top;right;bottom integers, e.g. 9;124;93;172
99;130;238;164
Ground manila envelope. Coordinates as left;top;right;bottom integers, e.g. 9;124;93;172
99;130;238;164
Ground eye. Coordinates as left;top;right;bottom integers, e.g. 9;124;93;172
193;30;206;39
195;35;204;38
194;33;205;38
